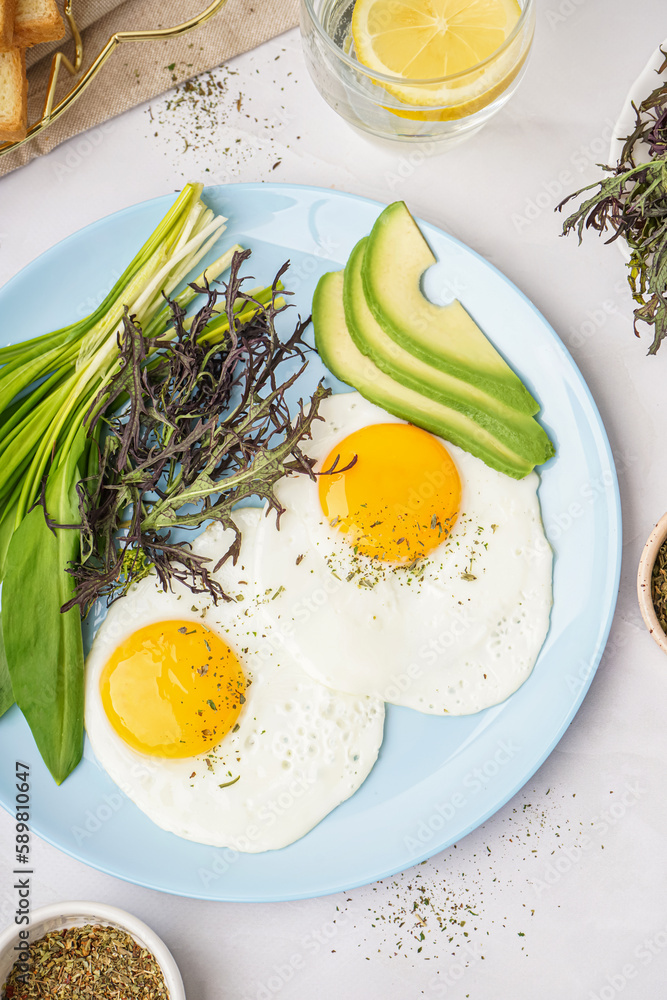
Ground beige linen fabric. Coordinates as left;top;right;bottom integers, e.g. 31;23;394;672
1;0;298;175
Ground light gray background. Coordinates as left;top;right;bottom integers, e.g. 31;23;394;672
0;3;665;997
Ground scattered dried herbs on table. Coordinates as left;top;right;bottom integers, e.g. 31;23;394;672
558;47;667;353
652;538;667;632
2;923;170;999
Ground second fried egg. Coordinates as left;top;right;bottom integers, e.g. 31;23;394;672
254;392;553;715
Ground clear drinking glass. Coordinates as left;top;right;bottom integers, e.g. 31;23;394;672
300;0;535;145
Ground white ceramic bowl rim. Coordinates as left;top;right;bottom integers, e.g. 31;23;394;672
0;901;185;999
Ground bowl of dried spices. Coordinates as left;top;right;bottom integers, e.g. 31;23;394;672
0;900;185;999
637;513;667;655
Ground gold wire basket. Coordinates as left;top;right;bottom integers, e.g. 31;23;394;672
0;0;229;157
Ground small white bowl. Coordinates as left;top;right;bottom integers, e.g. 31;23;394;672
637;512;667;655
0;901;185;998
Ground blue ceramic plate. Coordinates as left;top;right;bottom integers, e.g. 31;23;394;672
0;184;621;901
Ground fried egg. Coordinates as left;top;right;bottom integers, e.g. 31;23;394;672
84;508;385;852
254;393;553;714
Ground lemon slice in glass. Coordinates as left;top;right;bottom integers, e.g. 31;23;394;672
351;0;523;113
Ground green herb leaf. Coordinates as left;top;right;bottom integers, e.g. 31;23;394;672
0;613;14;719
219;775;240;789
0;499;17;582
2;434;86;784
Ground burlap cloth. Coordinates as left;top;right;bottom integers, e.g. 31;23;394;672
0;0;299;176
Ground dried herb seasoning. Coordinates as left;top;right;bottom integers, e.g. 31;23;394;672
2;923;170;999
651;538;667;632
558;47;667;353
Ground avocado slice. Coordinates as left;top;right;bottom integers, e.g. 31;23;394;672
343;238;554;468
362;202;539;415
313;270;536;480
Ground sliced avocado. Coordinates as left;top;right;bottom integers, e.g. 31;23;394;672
362;201;539;415
344;238;554;468
313;270;535;480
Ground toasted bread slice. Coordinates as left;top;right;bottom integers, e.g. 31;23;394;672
0;0;18;51
0;47;27;142
13;0;64;48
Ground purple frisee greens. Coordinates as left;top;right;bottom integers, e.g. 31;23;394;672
66;249;330;615
558;48;667;354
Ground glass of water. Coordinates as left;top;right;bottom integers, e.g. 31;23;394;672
300;0;535;145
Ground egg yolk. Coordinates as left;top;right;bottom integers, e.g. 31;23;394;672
318;423;461;563
100;620;246;758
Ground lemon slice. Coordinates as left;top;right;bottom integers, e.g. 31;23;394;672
351;0;522;111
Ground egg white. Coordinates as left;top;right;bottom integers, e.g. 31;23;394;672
84;508;385;852
253;393;553;715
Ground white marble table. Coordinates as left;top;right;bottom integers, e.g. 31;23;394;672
1;3;666;997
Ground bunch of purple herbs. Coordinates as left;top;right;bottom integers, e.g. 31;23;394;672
558;47;667;354
65;249;329;614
